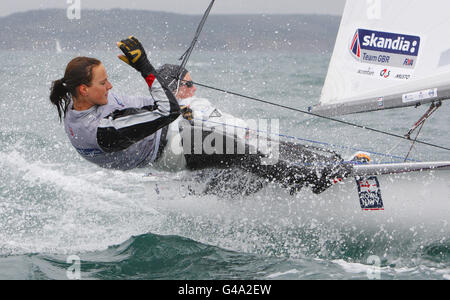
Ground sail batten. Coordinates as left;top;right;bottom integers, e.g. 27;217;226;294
315;0;450;116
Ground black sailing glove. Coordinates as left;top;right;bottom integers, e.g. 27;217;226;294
117;36;155;78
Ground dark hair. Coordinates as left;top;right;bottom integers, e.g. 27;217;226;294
156;64;189;92
49;57;101;121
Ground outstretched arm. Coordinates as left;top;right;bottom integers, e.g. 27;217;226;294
117;36;180;114
96;36;180;153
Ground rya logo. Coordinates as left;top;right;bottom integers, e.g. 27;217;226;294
403;58;414;66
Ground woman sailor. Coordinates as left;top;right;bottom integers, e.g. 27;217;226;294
49;36;181;170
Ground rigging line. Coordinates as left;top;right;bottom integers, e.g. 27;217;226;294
277;132;419;163
403;101;441;162
404;101;441;139
388;102;441;159
192;117;419;162
186;79;450;152
177;0;215;87
404;120;426;162
384;138;404;159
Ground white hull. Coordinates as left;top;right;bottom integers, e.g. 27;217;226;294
142;167;449;223
320;169;450;223
148;97;449;223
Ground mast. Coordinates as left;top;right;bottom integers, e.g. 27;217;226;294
175;0;215;87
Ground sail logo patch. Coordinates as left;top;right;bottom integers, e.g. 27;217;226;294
350;28;420;69
380;69;390;78
355;176;384;211
351;29;420;56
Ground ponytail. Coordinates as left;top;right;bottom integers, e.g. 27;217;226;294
49;57;101;122
50;78;70;122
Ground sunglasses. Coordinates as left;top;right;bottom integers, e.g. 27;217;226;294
180;80;194;88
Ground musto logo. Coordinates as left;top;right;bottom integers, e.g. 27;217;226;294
350;29;420;69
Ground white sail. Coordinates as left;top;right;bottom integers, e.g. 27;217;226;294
311;0;450;116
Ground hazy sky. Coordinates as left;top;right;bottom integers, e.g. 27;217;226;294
1;0;346;17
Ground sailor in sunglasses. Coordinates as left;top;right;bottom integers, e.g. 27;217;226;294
154;63;252;170
156;64;197;101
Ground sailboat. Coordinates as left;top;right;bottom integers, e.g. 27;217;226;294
143;0;448;214
306;0;450;211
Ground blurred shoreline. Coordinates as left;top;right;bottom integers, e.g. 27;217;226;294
0;9;340;53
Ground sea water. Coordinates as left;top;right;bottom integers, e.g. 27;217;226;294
0;49;449;280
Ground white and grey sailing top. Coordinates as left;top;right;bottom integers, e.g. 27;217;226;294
63;77;180;170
